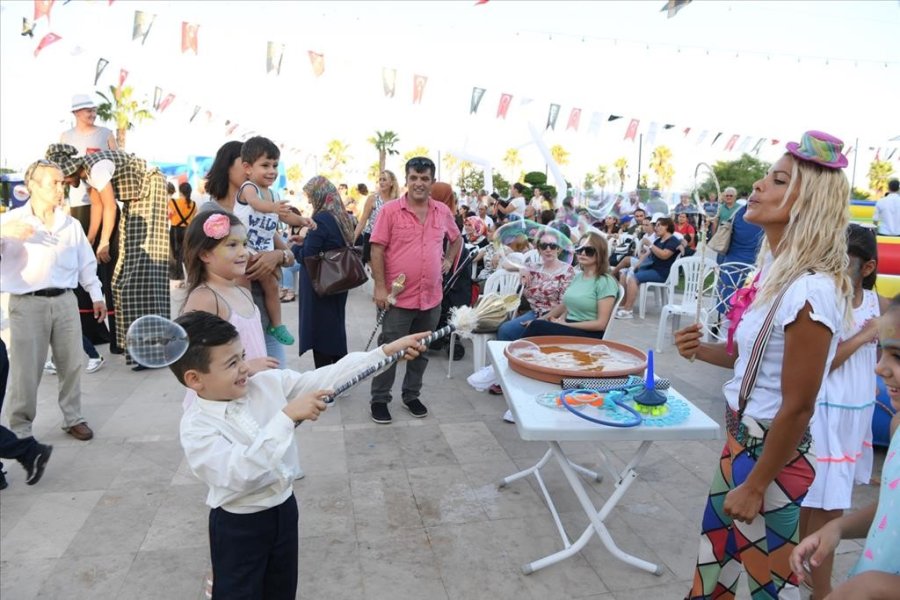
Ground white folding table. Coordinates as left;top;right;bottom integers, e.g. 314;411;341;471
488;341;721;575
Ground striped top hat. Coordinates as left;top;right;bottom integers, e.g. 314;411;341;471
786;130;848;169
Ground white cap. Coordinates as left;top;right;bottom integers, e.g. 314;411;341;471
71;94;97;111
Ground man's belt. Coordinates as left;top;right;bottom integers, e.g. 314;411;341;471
23;288;70;297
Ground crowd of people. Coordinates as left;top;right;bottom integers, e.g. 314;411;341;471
2;112;899;599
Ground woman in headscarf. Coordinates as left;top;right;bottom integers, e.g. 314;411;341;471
295;176;357;367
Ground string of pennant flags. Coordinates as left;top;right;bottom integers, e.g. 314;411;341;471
23;0;899;162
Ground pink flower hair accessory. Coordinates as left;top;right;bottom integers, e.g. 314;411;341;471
203;214;231;240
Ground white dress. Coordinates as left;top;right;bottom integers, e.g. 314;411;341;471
803;289;879;510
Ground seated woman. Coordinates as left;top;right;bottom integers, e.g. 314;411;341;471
615;217;681;319
465;216;490;280
600;215;620;236
675;212;696;249
496;230;575;341
523;232;618;340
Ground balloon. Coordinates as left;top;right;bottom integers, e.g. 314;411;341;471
492;219;576;264
584;190;617;221
125;315;189;368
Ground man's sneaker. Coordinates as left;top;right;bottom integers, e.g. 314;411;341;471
371;403;392;424
402;399;428;418
43;359;57;375
615;309;634;320
22;444;52;485
85;356;105;374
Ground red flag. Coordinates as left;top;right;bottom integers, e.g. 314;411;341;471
33;32;61;57
683;127;691;136
497;93;512;119
181;22;199;54
624;118;640;141
119;68;129;88
225;121;239;136
158;94;175;112
771;139;780;145
308;51;324;77
566;108;582;132
475;0;489;4
724;134;740;151
34;0;54;22
412;74;427;104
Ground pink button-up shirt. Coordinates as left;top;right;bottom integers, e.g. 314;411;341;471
369;194;460;310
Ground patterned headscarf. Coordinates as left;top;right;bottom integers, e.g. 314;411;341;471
303;175;356;245
465;216;486;238
44;143;84;179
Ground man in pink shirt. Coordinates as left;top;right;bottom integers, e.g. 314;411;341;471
368;157;462;424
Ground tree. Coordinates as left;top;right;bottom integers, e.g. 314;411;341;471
613;157;629;192
851;187;871;200
402;146;430;164
502;148;522;181
368;130;400;174
321;139;351;184
868;158;895;198
649;145;675;190
367;161;380;182
550;144;570;167
698;153;771;199
583;172;596;193
286;164;303;189
96;84;153;149
595;165;609;189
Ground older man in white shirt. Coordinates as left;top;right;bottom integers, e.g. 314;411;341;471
0;160;106;441
874;179;900;236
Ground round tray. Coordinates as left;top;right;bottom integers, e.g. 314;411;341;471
503;336;648;384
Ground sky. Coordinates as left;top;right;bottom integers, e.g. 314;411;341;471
1;0;898;192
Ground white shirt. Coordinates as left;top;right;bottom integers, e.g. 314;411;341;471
180;347;388;513
85;159;116;192
0;203;103;301
509;197;526;218
722;268;843;420
875;192;900;235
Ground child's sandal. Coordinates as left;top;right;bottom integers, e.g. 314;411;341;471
267;324;295;345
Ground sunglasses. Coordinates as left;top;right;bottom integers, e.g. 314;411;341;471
537;242;559;250
575;246;597;257
406;156;435;172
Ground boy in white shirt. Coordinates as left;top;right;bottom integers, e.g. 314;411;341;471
172;311;427;598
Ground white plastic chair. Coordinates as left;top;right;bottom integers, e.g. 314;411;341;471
654;256;720;351
447;270;522;378
599;283;625;340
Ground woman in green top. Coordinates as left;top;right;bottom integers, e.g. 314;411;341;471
712;186;741;235
524;232;619;340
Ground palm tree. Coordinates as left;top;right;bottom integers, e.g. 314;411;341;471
868;158;895;198
368;130;400;174
321;139;351;183
502;148;522;181
613;157;629;192
96;85;153;149
286;164;303;190
595;165;609;189
649;145;675;190
402;146;431;163
550;144;570;166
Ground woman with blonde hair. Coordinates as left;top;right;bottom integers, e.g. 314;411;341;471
354;170;400;264
675;131;853;600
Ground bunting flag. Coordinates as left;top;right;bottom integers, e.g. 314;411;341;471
382;67;396;98
225;121;239;136
118;68;128;88
496;93;512;119
646;121;659;147
724;134;740;151
34;0;54;22
846;146;854;156
771;139;780;145
22;17;36;37
93;58;109;85
695;130;708;145
624;118;640;141
737;136;753;153
266;41;284;75
711;132;723;146
519;97;533;107
751;138;766;154
888;148;897;160
608;115;623;122
683;127;692;137
663;124;675;129
412;74;427;104
308;51;324;77
153;86;162;110
181;22;199;54
587;111;603;136
190;105;202;123
566;108;582;131
661;0;692;18
132;10;155;45
158;93;175;112
546;103;560;130
33;32;60;57
470;87;486;114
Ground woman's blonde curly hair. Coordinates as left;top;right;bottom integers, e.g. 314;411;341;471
753;153;853;323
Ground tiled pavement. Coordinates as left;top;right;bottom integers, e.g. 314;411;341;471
0;284;881;599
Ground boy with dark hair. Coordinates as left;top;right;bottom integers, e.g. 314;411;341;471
173;310;428;598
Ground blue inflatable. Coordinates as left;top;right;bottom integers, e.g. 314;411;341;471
873;376;898;448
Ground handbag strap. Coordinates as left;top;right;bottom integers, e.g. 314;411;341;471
737;270;812;417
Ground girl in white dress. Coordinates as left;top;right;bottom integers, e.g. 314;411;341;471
800;223;888;597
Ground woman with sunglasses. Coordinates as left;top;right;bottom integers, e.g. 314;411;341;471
615;217;681;319
523;232;617;340
496;231;574;341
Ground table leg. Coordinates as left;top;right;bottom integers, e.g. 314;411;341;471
521;441;663;576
